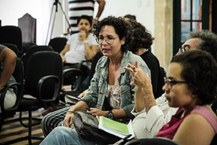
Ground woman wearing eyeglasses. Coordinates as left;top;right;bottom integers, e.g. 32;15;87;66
126;50;217;145
40;16;150;145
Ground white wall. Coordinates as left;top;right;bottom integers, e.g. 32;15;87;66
0;0;154;46
97;0;154;36
0;0;54;45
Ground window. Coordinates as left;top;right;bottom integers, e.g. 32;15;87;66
181;0;202;42
173;0;211;55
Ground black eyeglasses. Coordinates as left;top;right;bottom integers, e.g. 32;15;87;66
179;44;191;53
96;35;118;44
164;77;187;88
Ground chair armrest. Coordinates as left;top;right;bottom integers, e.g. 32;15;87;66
37;75;60;103
63;67;82;76
62;68;83;92
0;82;22;113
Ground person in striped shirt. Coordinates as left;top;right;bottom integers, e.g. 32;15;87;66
68;0;106;34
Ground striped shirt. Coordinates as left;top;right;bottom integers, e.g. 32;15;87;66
68;0;95;34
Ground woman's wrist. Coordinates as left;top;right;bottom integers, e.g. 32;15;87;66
67;108;75;113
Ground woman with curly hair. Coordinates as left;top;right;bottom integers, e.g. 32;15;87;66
126;50;217;145
40;16;150;145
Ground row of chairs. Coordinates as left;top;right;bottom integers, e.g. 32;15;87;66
0;25;88;144
0;43;85;144
0;25;67;56
0;48;63;144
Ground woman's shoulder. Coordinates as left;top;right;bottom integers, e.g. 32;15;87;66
191;105;217;133
95;55;107;68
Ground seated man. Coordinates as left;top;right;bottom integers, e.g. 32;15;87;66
0;44;17;113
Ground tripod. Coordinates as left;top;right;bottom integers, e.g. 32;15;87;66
46;0;70;44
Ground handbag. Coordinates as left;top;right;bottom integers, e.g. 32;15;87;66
73;111;121;144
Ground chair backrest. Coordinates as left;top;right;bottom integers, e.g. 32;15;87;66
0;25;23;55
156;67;166;98
2;43;20;57
24;51;62;101
21;45;53;74
48;37;67;53
18;13;36;51
124;137;178;145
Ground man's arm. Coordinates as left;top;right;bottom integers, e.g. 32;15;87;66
95;0;106;19
0;47;16;91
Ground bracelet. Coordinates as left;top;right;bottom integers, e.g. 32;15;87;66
107;110;114;119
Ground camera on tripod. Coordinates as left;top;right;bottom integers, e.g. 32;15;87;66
46;0;70;44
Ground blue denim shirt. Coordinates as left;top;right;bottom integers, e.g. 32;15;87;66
81;51;150;118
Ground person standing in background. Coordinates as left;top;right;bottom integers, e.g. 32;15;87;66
68;0;106;34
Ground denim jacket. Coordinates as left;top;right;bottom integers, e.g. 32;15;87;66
81;51;150;118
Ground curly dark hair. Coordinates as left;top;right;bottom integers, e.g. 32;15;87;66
189;30;217;61
77;15;93;27
93;16;128;52
125;20;154;53
171;50;217;105
123;14;137;21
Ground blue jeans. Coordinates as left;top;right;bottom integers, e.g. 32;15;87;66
40;126;102;145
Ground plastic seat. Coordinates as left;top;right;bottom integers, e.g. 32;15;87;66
21;45;53;72
0;25;23;56
2;43;20;57
48;37;67;53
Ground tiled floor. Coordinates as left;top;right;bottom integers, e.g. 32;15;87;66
0;110;44;145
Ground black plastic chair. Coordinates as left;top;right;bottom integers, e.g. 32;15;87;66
123;137;179;145
2;51;62;145
0;25;23;56
2;43;20;57
21;45;53;72
48;37;67;53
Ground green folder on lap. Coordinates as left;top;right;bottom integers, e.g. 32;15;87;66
98;116;134;138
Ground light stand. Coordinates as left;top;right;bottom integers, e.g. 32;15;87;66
46;0;70;44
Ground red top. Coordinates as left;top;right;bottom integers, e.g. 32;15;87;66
156;107;189;139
